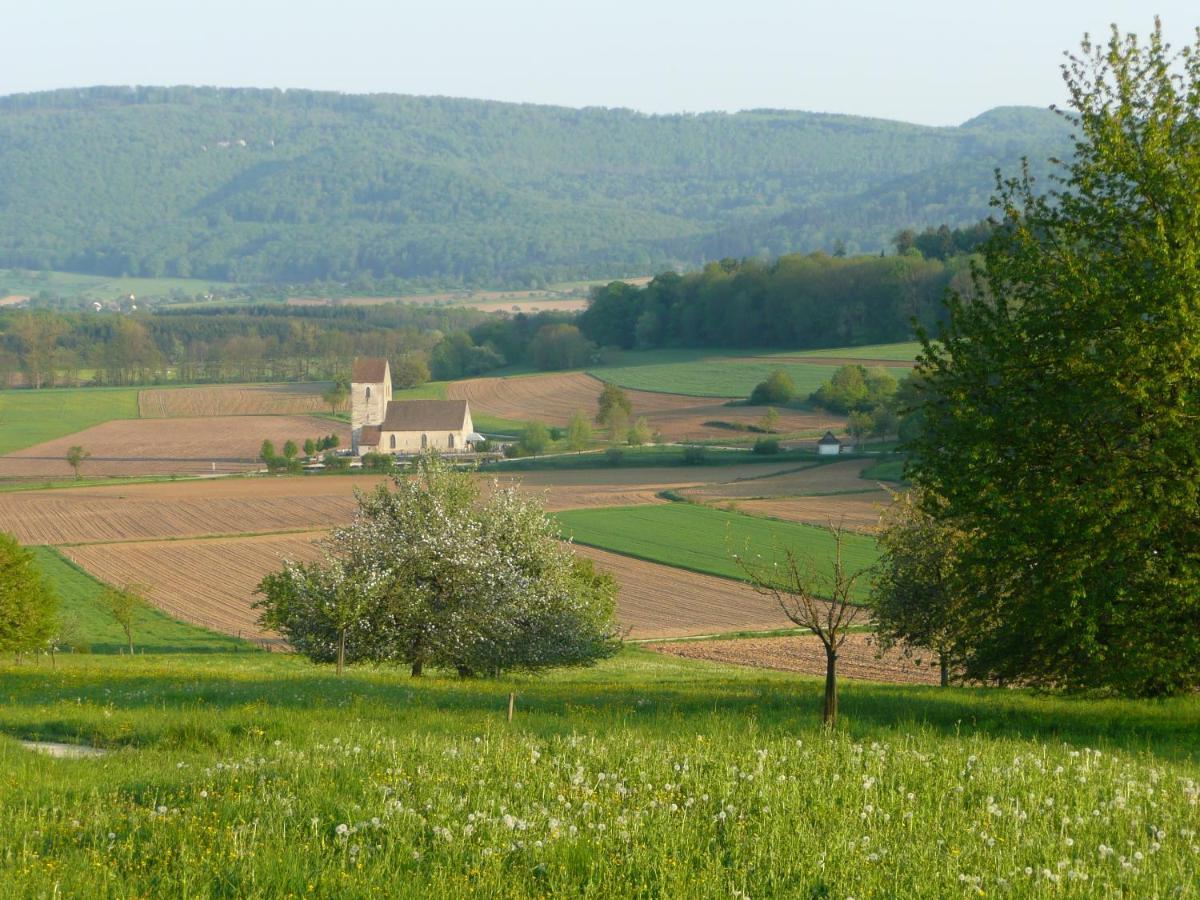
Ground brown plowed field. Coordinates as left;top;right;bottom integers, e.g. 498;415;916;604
60;533;800;643
0;416;349;478
61;532;325;640
448;372;841;441
138;384;331;418
0;465;814;546
0;475;391;545
681;459;879;500
647;633;939;685
572;546;797;639
733;492;890;532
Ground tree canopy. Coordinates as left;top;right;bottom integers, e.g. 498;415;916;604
907;22;1200;696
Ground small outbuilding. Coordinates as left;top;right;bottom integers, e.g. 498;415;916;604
818;431;843;456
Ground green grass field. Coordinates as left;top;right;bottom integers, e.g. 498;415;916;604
31;548;251;654
589;343;918;398
0;386;141;455
556;503;879;599
861;457;908;484
1;650;1195;897
484;446;824;471
0;268;231;303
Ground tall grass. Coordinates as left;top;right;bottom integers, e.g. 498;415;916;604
0;650;1196;897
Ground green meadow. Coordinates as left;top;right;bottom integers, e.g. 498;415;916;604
1;649;1196;898
0;268;231;303
31;547;249;655
589;343;918;398
556;503;880;599
0;386;141;454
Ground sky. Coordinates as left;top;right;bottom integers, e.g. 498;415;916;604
5;1;1195;126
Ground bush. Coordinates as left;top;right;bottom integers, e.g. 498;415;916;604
753;438;781;455
361;452;396;473
322;451;350;471
749;369;796;405
681;445;708;465
604;447;624;466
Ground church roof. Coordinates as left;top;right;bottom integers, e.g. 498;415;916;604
379;399;470;432
351;357;389;384
359;425;382;447
818;430;842;445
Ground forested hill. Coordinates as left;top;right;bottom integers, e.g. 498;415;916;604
0;87;1069;286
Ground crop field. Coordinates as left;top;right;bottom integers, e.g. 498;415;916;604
733;492;891;531
0;267;231;303
59;533;796;642
648;632;939;684
678;458;876;500
0;475;388;545
556;503;880;600
589;342;919;398
30;548;248;654
0;387;140;455
61;532;325;640
447;372;841;440
138;383;333;418
0;415;349;478
2;651;1197;897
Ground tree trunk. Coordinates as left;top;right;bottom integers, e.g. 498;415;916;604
939;655;949;688
337;631;345;677
410;659;423;677
823;648;838;726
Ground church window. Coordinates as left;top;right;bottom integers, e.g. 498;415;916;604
421;433;428;449
448;433;455;449
389;434;396;450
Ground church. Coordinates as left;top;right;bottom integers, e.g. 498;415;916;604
351;357;481;455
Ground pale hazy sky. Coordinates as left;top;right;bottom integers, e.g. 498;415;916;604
5;1;1195;125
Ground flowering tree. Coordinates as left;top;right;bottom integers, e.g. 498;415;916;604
256;453;621;675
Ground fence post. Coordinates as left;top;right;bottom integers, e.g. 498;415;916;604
507;692;515;723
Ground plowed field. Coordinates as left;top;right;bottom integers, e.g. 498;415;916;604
0;416;349;478
138;384;331;418
647;633;939;685
447;372;841;441
733;492;890;531
61;532;325;640
60;534;801;643
680;459;879;500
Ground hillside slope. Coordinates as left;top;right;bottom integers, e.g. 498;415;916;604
0;88;1069;285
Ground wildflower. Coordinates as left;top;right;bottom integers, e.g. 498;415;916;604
335;823;350;837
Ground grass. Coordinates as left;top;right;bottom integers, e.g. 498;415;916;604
0;268;231;303
588;344;919;398
31;547;253;655
0;386;141;454
861;457;908;484
0;649;1196;897
556;503;879;600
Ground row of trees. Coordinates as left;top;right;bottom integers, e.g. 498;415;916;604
579;252;972;351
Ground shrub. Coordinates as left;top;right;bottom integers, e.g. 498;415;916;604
361;452;396;473
753;438;781;455
749;369;796;405
604;447;624;466
681;445;708;465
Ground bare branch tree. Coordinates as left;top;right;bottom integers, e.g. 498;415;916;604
733;524;868;726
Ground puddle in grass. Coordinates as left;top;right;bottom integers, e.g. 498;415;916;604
20;740;108;758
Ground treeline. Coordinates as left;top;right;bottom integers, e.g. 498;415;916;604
0;303;587;388
0;87;1068;285
580;252;971;349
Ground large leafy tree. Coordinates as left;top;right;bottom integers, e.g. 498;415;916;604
908;22;1200;695
256;453;620;676
0;533;58;656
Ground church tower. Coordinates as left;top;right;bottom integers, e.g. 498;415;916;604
350;357;392;453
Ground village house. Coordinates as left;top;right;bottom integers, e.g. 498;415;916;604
351;356;480;455
818;430;843;456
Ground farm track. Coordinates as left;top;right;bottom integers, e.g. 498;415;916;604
447;371;842;441
0;416;349;478
647;633;939;684
138;384;331;418
680;458;881;500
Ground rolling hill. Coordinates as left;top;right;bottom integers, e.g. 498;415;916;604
0;88;1069;286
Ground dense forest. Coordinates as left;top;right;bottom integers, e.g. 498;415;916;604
579;249;970;349
0;87;1068;286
